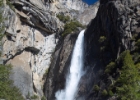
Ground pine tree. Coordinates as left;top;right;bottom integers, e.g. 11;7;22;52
115;51;140;100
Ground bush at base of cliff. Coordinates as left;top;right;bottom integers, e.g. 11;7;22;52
0;64;24;100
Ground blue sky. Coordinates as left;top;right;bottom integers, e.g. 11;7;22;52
82;0;98;5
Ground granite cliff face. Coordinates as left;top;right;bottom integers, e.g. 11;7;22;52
82;0;140;100
58;0;88;12
1;0;98;99
42;0;88;12
77;2;99;25
2;0;60;98
2;0;140;100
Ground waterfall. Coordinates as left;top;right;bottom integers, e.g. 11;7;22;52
55;30;85;100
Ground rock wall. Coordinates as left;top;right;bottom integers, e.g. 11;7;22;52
79;0;140;100
77;2;99;25
46;0;88;12
1;0;61;98
58;0;88;12
47;0;89;20
1;0;92;99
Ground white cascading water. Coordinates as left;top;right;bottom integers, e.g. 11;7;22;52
55;30;85;100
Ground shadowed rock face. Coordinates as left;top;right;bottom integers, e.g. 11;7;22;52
78;0;140;100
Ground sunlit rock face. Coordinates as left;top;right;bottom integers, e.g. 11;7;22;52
2;0;59;98
58;0;88;12
77;2;99;25
1;0;98;99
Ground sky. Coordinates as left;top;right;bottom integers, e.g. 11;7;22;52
82;0;98;5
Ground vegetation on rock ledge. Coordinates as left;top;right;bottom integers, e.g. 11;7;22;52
62;20;84;36
57;14;84;37
57;14;70;23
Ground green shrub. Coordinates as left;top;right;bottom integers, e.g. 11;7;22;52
108;90;113;96
57;14;70;23
45;68;49;74
0;0;6;47
41;96;46;100
100;46;105;52
57;14;84;37
101;89;108;96
136;39;140;46
0;0;3;6
133;53;140;64
105;62;116;73
44;68;49;76
136;63;140;71
26;92;30;99
0;64;24;100
43;67;50;80
62;21;84;36
6;0;15;11
99;36;106;43
93;85;100;92
135;39;140;51
31;94;38;99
